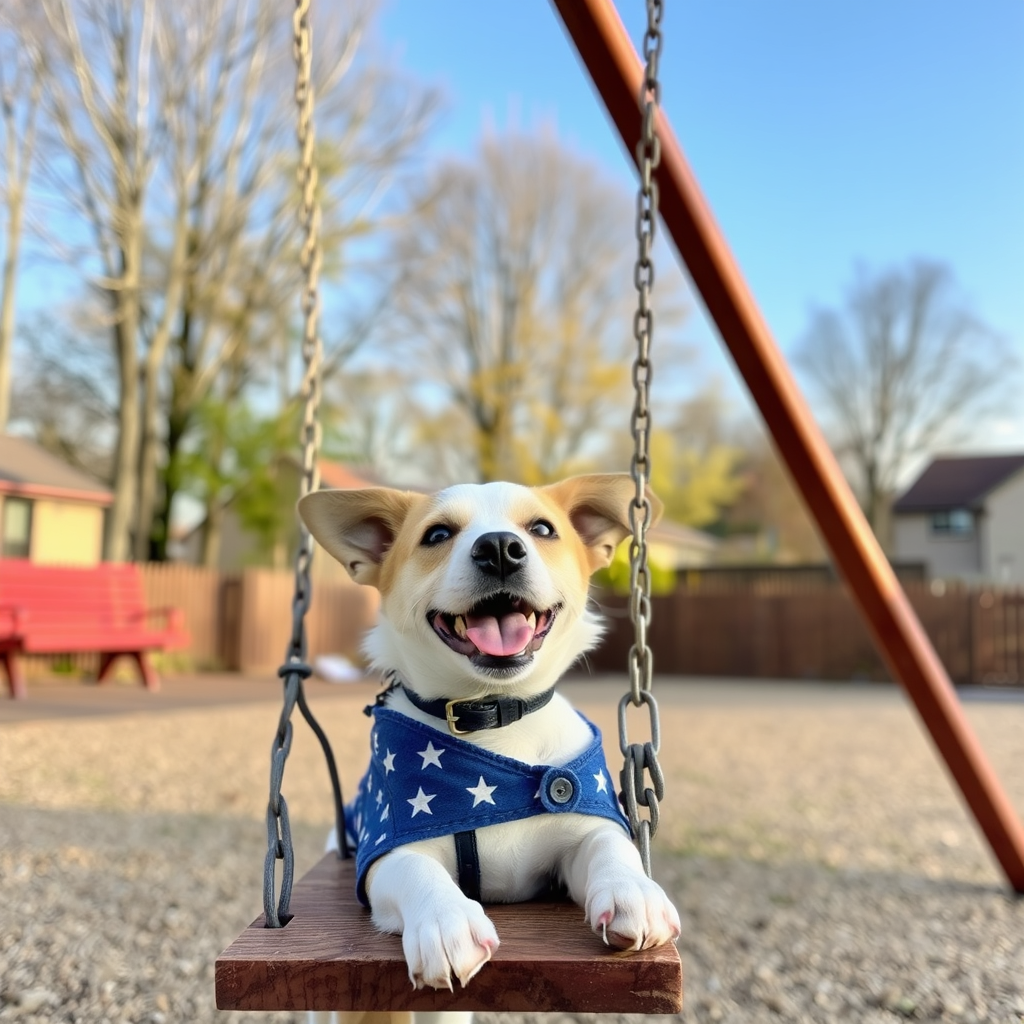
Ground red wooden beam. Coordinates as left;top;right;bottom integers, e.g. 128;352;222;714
551;0;1024;892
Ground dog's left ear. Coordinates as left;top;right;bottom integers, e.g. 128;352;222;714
297;487;422;587
542;473;664;572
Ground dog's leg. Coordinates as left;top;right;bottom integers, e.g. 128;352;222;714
563;824;680;951
368;848;499;991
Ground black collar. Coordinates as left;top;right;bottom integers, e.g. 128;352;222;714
392;680;557;735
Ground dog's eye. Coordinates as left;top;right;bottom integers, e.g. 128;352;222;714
529;519;556;539
422;524;454;546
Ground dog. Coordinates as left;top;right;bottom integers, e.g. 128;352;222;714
298;473;680;995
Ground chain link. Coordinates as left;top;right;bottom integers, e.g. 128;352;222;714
263;0;347;929
618;0;665;880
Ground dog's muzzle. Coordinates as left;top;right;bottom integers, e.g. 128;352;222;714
428;592;561;672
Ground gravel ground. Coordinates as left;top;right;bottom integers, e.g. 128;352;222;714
1;676;1022;1024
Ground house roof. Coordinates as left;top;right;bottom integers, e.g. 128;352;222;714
318;460;379;489
0;434;112;504
892;453;1024;513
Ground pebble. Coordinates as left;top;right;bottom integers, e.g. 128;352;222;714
6;990;57;1014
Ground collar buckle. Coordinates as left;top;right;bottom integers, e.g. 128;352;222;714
445;699;471;735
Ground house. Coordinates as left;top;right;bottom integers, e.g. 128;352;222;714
0;434;112;566
892;453;1024;585
173;459;380;573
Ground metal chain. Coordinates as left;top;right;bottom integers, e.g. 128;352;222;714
263;0;347;930
618;0;665;879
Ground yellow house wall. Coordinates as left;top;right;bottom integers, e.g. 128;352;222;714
30;499;105;566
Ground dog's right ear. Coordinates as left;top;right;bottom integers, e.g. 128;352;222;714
297;488;422;587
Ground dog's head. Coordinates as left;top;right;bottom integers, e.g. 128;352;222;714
298;474;662;699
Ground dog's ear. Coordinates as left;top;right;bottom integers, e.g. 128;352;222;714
297;488;422;587
542;473;664;572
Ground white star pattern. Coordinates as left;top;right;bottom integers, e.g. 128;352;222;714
373;729;379;754
466;776;497;807
375;833;387;846
594;769;608;793
381;803;390;821
407;788;436;817
382;750;396;774
417;740;445;770
375;789;383;806
534;787;541;800
367;774;373;794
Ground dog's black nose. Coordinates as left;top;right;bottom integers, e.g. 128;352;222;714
471;532;527;579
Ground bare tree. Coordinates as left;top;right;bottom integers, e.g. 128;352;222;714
797;261;1016;538
0;6;46;432
29;0;434;562
134;0;282;562
143;0;435;562
36;0;176;561
721;428;826;562
385;131;666;484
9;315;117;480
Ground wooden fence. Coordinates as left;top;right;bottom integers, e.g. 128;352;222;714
589;582;1024;686
141;563;378;674
18;561;1022;686
672;561;926;594
222;566;379;675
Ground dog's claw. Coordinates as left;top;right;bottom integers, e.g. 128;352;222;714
456;938;495;987
401;896;499;991
587;876;680;952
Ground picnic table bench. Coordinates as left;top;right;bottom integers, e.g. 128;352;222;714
0;560;188;699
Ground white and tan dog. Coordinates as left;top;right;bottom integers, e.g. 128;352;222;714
299;473;680;994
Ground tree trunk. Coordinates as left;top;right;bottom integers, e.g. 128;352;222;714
134;356;162;561
0;185;25;432
134;238;187;562
103;230;143;563
200;414;228;568
151;397;190;562
478;424;499;483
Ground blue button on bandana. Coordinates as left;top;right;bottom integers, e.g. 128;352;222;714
345;706;629;905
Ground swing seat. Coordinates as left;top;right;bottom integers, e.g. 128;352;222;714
215;853;682;1013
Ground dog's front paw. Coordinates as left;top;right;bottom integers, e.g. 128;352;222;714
402;896;499;990
586;873;680;952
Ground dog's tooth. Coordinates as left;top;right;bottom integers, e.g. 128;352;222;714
453;615;468;638
526;611;537;630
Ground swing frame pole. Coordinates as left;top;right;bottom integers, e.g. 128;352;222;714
551;0;1024;893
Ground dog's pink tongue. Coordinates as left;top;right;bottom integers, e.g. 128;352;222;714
465;612;534;657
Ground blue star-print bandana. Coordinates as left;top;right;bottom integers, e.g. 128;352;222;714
345;705;629;905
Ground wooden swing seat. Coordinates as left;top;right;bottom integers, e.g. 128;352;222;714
215;853;683;1013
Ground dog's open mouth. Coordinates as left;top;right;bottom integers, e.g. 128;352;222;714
428;594;560;667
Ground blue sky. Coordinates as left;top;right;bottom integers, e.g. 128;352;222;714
376;0;1024;447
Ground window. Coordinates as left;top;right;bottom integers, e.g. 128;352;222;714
930;509;974;536
2;497;33;558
